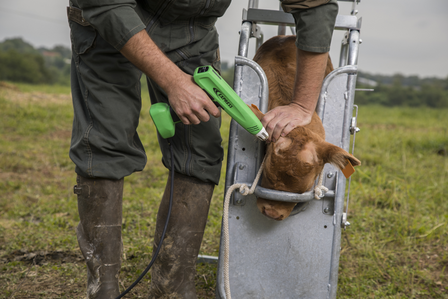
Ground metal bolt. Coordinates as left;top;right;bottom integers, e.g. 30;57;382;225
327;172;334;178
239;164;245;170
341;213;350;229
359;39;363;44
324;207;329;213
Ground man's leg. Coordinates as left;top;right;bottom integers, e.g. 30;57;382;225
146;77;222;299
145;17;224;299
147;172;214;299
68;7;145;298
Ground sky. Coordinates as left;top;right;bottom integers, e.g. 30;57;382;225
0;0;447;78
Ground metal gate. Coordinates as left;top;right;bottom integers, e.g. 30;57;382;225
215;1;362;298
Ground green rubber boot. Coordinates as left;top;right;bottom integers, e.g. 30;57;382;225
74;175;123;299
147;172;214;299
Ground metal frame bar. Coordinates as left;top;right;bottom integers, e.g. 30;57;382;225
232;22;251;95
234;56;269;112
225;56;269;196
328;28;360;299
243;9;361;31
316;65;358;120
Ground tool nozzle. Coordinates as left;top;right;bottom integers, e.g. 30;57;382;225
255;127;269;141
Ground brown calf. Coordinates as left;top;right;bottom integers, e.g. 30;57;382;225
249;35;361;221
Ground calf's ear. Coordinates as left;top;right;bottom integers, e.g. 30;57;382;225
319;141;361;170
248;104;264;121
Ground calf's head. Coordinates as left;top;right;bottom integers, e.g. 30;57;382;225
249;105;361;221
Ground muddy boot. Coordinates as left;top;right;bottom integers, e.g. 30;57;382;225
74;175;124;299
147;172;214;299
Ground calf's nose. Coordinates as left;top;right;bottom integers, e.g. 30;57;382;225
262;205;285;221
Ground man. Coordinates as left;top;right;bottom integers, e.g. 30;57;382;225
67;0;338;298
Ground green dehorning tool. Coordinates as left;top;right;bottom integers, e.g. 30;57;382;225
150;66;269;141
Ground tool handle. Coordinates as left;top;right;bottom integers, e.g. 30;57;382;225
150;103;181;139
193;66;268;141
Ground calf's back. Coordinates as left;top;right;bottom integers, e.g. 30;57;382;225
249;36;360;221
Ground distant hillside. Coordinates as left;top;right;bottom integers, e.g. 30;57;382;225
358;71;447;88
1;37;447;107
356;71;448;108
221;65;448;108
0;38;71;85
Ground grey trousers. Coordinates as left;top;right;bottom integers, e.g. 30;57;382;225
68;5;224;184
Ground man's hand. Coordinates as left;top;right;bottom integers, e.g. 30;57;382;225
164;73;220;125
262;102;313;143
120;30;220;125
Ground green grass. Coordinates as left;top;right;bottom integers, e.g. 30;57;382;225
338;106;448;298
0;84;447;298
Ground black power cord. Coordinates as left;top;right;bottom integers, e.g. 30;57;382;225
115;141;174;299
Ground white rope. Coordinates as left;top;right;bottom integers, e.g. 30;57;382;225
314;170;329;200
222;156;266;299
222;158;327;298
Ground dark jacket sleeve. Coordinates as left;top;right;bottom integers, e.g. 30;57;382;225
281;0;339;53
72;0;146;50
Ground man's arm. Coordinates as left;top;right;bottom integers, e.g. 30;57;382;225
76;0;220;125
73;0;146;51
120;30;220;125
262;0;338;143
261;49;328;143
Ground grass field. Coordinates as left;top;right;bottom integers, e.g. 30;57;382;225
0;81;447;298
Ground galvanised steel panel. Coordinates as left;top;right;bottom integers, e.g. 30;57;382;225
217;67;352;298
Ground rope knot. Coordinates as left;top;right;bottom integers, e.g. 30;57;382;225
314;185;329;200
238;184;251;196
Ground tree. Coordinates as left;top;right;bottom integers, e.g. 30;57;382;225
420;85;448;108
0;37;37;54
0;37;71;85
0;49;54;84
